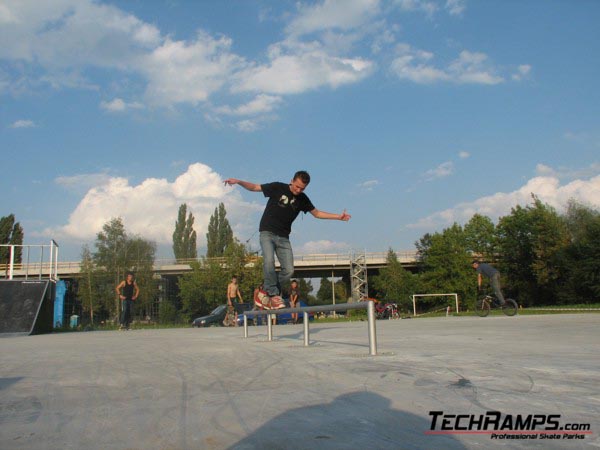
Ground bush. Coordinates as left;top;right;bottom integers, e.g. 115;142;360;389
159;301;181;324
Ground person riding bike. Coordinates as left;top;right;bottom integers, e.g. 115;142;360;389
472;260;506;306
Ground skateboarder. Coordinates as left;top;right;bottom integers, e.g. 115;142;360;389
224;171;350;309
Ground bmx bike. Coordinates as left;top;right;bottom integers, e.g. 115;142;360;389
474;294;518;317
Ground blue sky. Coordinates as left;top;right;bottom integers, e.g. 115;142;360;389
1;0;599;261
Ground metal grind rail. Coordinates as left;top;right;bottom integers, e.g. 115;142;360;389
241;301;378;356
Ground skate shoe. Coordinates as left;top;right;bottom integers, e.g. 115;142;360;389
255;290;271;309
268;295;286;309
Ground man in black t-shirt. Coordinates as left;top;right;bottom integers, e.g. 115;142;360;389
472;261;506;305
224;171;350;308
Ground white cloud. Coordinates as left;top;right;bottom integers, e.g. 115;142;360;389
9;119;35;128
391;44;504;85
286;0;381;37
0;0;518;129
46;163;262;244
216;94;283;116
296;240;351;254
0;0;160;68
0;0;376;114
425;161;454;180
512;64;532;81
100;98;144;112
141;33;246;107
535;162;600;180
358;179;380;191
0;1;242;107
234;116;278;132
55;171;113;193
232;40;374;95
448;51;504;84
445;0;466;16
395;0;439;17
458;151;470;159
563;130;600;147
408;171;600;230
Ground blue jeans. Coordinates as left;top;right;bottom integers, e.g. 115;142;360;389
490;273;505;304
121;299;133;327
260;231;294;296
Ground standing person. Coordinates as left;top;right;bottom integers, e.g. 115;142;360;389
289;279;300;324
472;261;506;305
224;275;243;327
227;275;244;306
224;171;350;309
116;272;139;330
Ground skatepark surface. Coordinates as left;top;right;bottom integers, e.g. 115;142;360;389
1;314;599;449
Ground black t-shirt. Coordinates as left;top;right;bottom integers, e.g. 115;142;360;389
122;281;135;300
259;182;315;238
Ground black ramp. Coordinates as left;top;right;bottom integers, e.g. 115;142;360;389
0;280;54;335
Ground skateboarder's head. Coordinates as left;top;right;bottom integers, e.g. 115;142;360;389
471;260;479;269
290;171;310;195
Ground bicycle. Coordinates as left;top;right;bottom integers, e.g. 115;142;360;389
474;294;518;317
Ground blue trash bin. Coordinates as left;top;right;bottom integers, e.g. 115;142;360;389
70;315;79;329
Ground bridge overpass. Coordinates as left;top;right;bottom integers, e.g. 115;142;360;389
3;251;419;281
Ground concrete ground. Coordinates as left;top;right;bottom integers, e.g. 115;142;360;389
0;314;599;450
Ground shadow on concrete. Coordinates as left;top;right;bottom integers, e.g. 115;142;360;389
0;377;23;391
229;391;466;450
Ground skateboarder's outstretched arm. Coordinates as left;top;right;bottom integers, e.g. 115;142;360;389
223;178;261;192
310;208;351;221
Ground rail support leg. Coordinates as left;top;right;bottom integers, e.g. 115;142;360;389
303;312;309;346
243;315;248;338
267;314;273;341
367;301;377;356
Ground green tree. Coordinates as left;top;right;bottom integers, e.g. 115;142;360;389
223;239;263;301
372;248;420;310
179;259;226;320
417;224;475;310
89;218;157;321
0;214;24;264
496;197;569;306
316;277;346;305
172;203;197;260
78;246;100;325
126;236;157;319
206;203;233;257
557;201;600;303
464;214;497;261
296;278;315;304
178;243;263;320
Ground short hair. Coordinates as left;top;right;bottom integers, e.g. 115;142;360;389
126;271;135;277
471;260;479;265
293;171;310;185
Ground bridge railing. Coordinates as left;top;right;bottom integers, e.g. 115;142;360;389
3;250;419;277
241;301;378;356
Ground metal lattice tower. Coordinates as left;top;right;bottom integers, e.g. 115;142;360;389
350;250;368;301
